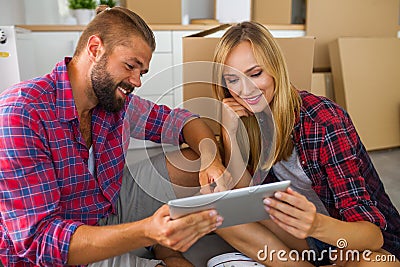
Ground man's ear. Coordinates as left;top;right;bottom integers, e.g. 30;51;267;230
87;35;104;62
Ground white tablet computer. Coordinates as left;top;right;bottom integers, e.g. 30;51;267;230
168;180;290;228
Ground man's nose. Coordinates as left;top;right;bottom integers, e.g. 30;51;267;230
128;69;142;88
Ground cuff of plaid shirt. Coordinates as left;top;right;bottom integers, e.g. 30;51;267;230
341;203;387;230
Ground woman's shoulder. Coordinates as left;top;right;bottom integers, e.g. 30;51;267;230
298;90;350;126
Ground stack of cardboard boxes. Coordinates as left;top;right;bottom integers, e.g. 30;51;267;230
306;0;399;150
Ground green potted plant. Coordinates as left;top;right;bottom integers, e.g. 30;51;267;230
99;0;117;8
68;0;97;25
68;0;97;9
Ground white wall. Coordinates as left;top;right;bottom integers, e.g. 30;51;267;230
0;0;25;25
182;0;214;24
0;0;74;25
185;0;214;20
24;0;64;24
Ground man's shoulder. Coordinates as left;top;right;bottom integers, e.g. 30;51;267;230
0;76;56;109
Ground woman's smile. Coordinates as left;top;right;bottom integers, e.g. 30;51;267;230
242;94;263;105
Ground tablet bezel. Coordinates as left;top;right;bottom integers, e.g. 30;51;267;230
168;180;290;228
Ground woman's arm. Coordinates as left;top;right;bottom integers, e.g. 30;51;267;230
221;126;252;188
220;98;254;188
264;188;384;251
315;107;385;250
312;214;383;250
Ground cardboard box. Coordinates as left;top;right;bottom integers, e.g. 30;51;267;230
311;72;334;101
306;0;399;71
252;0;292;25
182;25;315;134
126;0;182;24
329;37;400;150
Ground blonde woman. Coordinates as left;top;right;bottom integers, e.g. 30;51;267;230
209;21;400;266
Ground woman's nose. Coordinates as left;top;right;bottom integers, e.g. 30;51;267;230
241;78;256;95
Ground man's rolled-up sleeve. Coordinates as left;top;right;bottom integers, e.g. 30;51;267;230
126;95;199;145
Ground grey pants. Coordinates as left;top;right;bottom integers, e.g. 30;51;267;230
89;153;176;267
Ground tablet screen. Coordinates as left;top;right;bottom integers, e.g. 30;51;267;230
168;180;290;228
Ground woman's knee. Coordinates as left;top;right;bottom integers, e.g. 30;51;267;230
165;148;201;193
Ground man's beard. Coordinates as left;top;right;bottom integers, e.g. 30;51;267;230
91;57;132;113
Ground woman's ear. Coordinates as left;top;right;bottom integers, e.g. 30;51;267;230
86;35;104;62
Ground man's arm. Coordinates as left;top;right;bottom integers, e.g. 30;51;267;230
181;118;233;193
182;118;220;164
68;205;220;265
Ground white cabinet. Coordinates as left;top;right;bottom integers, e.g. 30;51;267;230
30;31;80;77
153;31;172;53
136;53;174;101
129;30;198;149
136;31;197;106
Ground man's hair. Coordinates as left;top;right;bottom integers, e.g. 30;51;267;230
74;5;155;57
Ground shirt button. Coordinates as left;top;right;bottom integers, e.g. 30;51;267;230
301;161;305;165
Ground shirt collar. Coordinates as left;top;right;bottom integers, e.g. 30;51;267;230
53;57;79;122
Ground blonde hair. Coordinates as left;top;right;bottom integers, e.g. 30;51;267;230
212;21;301;172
